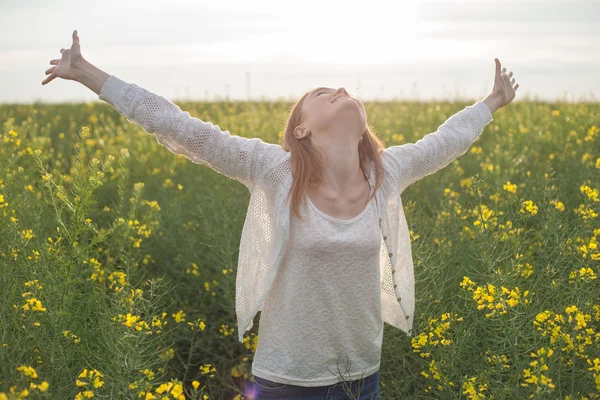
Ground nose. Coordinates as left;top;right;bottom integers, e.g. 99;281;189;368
332;87;350;102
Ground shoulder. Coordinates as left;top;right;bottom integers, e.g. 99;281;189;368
255;143;291;188
375;152;400;189
258;140;288;160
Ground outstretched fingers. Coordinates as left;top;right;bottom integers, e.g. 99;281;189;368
495;58;519;95
42;73;56;85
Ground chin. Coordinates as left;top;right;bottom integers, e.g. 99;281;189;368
337;98;363;110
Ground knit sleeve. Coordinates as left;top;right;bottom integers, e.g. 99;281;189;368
383;101;493;193
98;75;284;192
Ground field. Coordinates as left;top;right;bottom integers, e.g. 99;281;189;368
0;98;599;399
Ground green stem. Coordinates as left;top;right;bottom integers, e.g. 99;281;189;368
183;331;196;382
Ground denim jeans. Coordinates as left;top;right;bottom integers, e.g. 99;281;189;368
252;370;381;400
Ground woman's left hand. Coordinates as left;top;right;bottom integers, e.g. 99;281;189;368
492;58;519;108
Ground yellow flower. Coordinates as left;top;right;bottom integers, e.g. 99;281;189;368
93;376;104;388
17;365;38;379
172;310;186;323
503;181;517;193
20;229;35;240
124;313;140;328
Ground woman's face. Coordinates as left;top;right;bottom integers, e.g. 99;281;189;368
300;86;366;137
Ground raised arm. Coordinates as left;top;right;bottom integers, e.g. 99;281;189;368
383;58;519;193
383;101;494;193
42;30;284;192
97;74;286;191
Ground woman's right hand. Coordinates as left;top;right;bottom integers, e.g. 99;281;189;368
42;30;86;85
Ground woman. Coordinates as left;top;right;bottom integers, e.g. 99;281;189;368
42;30;518;400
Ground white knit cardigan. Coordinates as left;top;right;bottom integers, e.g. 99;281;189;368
98;75;494;342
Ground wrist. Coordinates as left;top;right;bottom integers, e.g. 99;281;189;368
74;60;111;96
73;59;93;81
482;93;503;115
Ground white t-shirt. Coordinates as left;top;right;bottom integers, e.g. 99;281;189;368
251;184;383;386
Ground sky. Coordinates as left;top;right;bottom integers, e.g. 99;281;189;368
1;0;599;104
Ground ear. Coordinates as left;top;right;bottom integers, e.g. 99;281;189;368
294;125;310;140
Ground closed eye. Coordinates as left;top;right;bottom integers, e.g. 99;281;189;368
314;89;331;98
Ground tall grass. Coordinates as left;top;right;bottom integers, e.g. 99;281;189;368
0;99;598;399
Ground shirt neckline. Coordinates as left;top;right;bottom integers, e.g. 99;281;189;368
306;195;373;224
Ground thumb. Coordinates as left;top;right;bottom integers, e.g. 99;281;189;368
494;58;501;75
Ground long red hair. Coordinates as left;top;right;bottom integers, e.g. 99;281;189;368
279;89;386;222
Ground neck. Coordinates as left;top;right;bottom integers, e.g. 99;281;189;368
318;144;365;194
